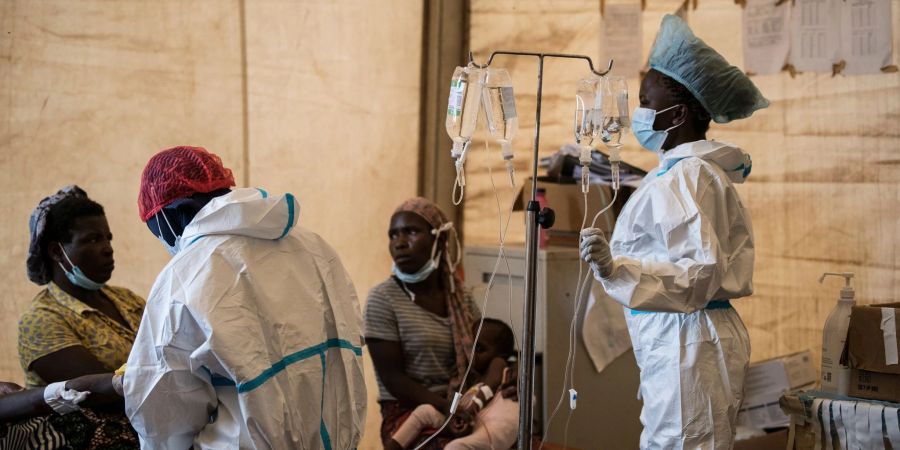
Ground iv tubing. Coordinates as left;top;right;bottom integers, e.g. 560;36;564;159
466;50;613;450
414;140;518;450
540;184;618;449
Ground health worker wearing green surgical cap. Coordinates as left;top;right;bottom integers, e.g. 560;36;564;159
580;14;769;450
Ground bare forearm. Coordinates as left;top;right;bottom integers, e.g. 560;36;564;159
66;373;122;409
0;388;51;423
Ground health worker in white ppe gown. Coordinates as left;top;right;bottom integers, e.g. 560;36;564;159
580;15;768;450
125;146;366;449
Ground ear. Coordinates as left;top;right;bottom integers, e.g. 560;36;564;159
672;104;689;127
47;241;64;264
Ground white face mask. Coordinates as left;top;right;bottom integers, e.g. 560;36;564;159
155;210;181;257
392;255;440;284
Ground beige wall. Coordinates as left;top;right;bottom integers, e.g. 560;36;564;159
0;0;247;378
1;1;422;448
467;0;900;373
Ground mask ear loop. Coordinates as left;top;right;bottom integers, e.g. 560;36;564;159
158;209;178;239
432;222;457;292
658;103;686;132
449;226;462;270
57;243;76;273
443;226;463;293
154;213;166;240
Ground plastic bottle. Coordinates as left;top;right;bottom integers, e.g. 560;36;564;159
481;67;518;186
600;76;629;192
446;66;483;161
446;65;484;204
574;76;603;194
819;272;856;395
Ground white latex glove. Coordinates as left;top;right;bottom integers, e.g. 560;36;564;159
43;381;89;415
580;227;614;279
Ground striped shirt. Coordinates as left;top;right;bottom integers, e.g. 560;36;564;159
364;277;479;401
0;417;66;450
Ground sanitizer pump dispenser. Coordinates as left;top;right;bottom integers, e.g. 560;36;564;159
819;272;856;395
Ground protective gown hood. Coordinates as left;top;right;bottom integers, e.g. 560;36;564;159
178;188;298;245
126;188;366;450
659;140;752;184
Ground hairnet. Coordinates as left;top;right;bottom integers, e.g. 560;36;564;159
27;185;88;285
649;14;769;124
138;146;236;222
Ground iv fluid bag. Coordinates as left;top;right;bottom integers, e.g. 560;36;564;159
600;76;629;145
446;66;483;158
574;76;604;147
481;68;518;154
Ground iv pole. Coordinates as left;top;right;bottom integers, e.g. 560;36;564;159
467;51;613;450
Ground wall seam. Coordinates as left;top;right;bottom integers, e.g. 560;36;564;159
239;0;250;187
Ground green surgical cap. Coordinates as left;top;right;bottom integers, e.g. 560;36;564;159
649;14;769;124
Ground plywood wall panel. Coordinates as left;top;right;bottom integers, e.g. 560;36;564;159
243;0;422;290
242;2;423;448
0;0;245;382
2;2;423;448
467;0;900;376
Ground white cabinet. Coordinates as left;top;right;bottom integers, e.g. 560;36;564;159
464;245;643;449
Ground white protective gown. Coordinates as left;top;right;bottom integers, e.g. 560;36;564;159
598;140;753;450
125;188;366;450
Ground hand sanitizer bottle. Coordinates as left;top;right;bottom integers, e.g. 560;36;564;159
819;272;856;395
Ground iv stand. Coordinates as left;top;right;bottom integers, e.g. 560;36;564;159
467;51;613;450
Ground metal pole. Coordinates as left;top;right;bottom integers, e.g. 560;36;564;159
517;54;545;450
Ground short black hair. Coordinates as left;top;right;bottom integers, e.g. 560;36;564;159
656;70;712;135
478;318;515;358
44;196;105;245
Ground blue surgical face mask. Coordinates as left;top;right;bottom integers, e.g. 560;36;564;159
57;244;105;291
632;104;683;152
155;210;181;257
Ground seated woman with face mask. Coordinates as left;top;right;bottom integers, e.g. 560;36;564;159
20;186;145;389
15;186;144;447
365;197;484;449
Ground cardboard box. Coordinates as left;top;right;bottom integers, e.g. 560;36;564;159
514;177;632;244
737;350;816;429
733;429;789;450
844;302;900;402
848;368;900;402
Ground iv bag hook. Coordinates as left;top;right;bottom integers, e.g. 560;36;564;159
468;50;614;76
